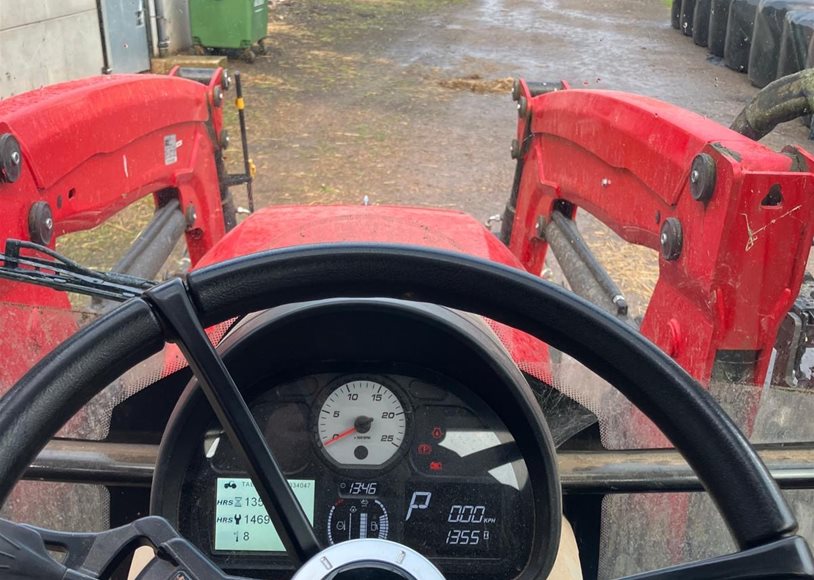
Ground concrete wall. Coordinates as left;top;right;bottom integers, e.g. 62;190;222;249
0;0;105;98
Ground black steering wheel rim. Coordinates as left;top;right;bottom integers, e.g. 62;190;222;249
0;243;800;577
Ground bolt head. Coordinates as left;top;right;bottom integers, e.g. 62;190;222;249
185;205;198;227
659;217;683;261
28;201;53;245
0;133;22;183
517;96;529;119
511;79;522;102
690;153;716;202
534;215;546;238
510;139;521;159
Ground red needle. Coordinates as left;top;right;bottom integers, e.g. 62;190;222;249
323;425;357;447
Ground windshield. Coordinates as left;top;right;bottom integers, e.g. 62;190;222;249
2;0;814;578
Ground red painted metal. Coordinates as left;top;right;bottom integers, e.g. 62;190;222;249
192;204;553;378
2;72;813;427
194;205;521;268
507;82;814;389
0;72;229;389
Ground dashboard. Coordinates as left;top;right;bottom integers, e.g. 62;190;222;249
151;299;560;579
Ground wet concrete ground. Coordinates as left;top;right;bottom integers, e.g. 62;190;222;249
239;0;812;213
221;0;812;316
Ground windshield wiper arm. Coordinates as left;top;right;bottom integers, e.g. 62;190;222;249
0;239;156;302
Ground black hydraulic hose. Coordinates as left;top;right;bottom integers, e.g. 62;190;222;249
731;68;814;140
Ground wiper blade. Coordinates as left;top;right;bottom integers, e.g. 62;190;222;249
0;239;156;302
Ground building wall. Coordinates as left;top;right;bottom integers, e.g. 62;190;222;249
0;0;105;98
0;0;192;99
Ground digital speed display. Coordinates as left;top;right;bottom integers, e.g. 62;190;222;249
402;482;502;558
214;478;315;552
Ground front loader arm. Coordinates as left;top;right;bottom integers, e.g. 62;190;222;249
0;70;233;388
0;70;232;277
505;81;814;386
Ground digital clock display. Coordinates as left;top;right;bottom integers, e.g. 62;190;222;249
338;480;379;497
213;478;315;552
402;482;502;558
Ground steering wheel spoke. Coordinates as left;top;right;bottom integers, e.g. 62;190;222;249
144;279;321;564
619;535;814;580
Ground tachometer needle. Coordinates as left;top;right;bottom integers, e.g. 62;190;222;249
323;425;357;447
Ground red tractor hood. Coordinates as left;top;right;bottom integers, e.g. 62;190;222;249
195;205;522;268
195;205;552;381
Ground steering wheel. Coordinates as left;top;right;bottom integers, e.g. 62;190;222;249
0;244;811;579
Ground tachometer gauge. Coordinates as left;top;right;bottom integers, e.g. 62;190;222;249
316;379;407;468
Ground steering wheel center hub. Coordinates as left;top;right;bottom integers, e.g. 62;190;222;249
291;539;445;580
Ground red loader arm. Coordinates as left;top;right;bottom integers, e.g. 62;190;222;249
0;70;232;388
504;80;814;388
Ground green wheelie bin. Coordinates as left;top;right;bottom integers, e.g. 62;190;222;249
190;0;268;62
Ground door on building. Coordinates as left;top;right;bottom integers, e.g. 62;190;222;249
100;0;151;73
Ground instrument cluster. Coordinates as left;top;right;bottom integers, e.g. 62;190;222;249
151;299;559;579
176;371;533;579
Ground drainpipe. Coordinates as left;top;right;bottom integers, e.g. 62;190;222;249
154;0;171;58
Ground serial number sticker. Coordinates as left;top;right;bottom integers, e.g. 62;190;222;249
163;134;177;165
214;478;315;552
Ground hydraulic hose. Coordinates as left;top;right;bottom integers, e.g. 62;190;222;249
731;68;814;140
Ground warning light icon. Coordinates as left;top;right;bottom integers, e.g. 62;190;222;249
429;461;443;472
431;426;443;440
417;443;432;455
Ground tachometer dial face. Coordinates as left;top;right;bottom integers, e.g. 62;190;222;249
316;380;407;467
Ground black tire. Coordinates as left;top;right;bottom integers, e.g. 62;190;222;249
725;0;760;72
780;7;814;76
672;0;683;29
749;1;814;88
709;0;733;56
681;0;697;35
693;0;713;46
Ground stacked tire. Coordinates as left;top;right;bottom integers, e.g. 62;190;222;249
671;0;814;87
